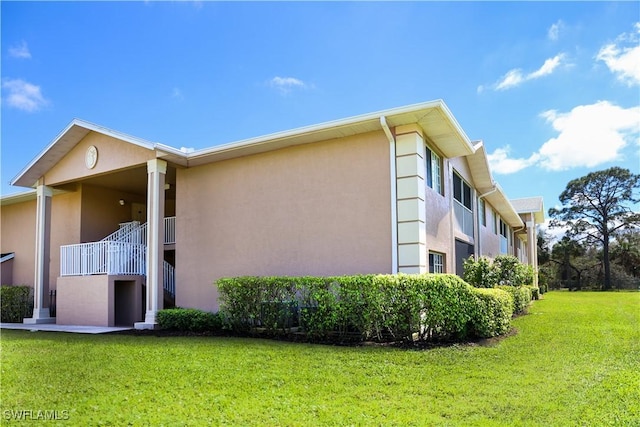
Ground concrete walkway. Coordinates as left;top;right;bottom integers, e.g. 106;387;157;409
1;323;132;334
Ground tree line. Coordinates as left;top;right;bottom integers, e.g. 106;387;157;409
539;167;639;291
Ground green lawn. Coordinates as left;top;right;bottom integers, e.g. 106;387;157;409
1;291;638;426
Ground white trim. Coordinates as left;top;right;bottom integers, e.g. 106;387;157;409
381;116;398;274
11;119;159;187
26;184;54;324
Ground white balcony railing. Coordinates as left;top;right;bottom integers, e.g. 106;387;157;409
60;217;177;295
163;261;175;297
164;216;176;244
453;200;474;237
60;241;146;276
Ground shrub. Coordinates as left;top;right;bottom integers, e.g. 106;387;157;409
1;286;33;322
217;276;264;331
156;308;223;332
470;288;514;337
497;286;532;315
217;274;494;343
298;277;340;339
463;255;535;288
417;274;477;341
527;285;540;300
463;257;494;288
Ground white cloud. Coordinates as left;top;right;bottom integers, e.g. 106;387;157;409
1;78;49;112
547;20;564;41
269;76;310;95
8;41;31;59
494;54;566;91
495;69;525;91
489;101;639;174
596;22;640;86
529;55;564;79
537;101;640;171
487;146;540;174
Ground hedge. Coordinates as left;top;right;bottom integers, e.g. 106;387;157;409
1;285;33;323
496;285;532;314
156;308;224;332
217;274;519;343
463;255;534;288
470;288;513;337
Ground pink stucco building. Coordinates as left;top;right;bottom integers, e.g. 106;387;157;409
1;100;544;328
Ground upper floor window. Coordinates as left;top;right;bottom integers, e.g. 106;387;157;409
426;146;442;195
453;172;472;210
499;219;509;238
492;210;498;234
478;198;486;226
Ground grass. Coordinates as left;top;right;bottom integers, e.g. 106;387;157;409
1;291;639;426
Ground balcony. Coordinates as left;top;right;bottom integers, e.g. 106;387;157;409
454;200;474;237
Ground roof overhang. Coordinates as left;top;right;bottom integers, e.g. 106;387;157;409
466;141;523;228
10;100;474;188
483;183;524;229
511;196;545;224
466;141;494;192
10;119;169;188
185;99;475;166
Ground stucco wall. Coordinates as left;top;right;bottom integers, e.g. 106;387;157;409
479;202;501;258
49;190;82;289
80;184;146;242
424;156;453;270
175;130;392;312
57;274;143;326
0;199;36;286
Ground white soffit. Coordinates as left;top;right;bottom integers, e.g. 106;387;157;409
485;185;524;229
511;196;545;224
186;100;475;166
466;141;494;191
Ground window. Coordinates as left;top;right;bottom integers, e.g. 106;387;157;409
453;172;473;210
499;219;509;238
429;252;445;274
425;146;442;194
479;198;486;226
492;210;497;234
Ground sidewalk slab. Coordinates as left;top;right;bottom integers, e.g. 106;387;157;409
1;323;132;334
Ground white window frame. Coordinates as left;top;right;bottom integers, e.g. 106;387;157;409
429;252;445;274
426;146;442;195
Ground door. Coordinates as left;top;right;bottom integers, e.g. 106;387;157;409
455;239;475;277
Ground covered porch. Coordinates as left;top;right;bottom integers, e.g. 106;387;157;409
10;120;183;329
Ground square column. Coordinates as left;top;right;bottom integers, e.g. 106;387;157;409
24;184;55;324
395;126;427;274
527;216;539;286
135;159;167;330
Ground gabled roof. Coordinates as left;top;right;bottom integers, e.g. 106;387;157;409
466;141;494;193
11;100;475;189
11;119;170;188
511;196;545;224
466;142;524;229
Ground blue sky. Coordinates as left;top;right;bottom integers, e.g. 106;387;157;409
2;1;639;224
